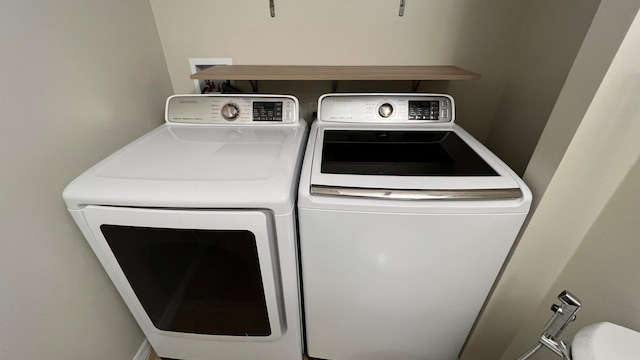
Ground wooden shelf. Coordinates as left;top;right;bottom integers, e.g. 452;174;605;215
190;65;480;81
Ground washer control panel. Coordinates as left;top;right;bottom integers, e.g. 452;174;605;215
166;95;297;124
408;100;443;120
319;94;454;123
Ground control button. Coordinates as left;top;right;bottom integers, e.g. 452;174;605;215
221;103;240;121
441;109;449;119
378;103;394;118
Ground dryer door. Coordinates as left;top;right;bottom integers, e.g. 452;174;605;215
80;206;284;340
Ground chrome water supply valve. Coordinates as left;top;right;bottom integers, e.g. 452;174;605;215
517;290;582;360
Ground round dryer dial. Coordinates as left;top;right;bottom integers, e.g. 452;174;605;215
378;103;394;118
221;103;240;121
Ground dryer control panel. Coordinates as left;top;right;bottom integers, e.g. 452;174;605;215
318;94;454;123
166;94;298;124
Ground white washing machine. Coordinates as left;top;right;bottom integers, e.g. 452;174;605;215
63;94;307;360
298;93;532;360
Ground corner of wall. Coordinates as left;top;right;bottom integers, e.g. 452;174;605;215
460;2;640;359
132;340;152;360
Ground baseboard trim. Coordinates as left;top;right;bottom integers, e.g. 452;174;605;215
133;339;151;360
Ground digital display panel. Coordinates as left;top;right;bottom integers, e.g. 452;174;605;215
253;102;283;121
409;100;440;120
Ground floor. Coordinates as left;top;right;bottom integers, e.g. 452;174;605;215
148;348;312;360
148;348;161;360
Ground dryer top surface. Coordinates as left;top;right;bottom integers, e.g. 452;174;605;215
64;122;307;212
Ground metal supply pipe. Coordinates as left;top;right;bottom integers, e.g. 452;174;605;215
515;291;581;360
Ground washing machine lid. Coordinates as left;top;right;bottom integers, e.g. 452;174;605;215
308;124;524;200
64;122;307;211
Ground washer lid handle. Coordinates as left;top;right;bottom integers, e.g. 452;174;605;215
310;185;523;200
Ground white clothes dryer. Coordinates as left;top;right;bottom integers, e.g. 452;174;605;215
297;93;532;360
64;94;307;360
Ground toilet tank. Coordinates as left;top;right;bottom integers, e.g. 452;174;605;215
572;322;640;360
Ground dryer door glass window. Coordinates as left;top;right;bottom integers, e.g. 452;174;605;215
101;225;271;336
321;130;498;176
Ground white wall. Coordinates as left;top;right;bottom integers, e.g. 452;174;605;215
462;1;640;359
149;0;531;141
0;1;172;359
504;153;640;360
500;7;640;358
485;0;601;175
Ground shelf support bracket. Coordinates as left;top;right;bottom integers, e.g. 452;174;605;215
269;0;275;17
412;80;421;92
249;80;258;93
399;0;406;16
